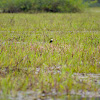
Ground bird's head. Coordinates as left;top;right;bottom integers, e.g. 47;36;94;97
50;39;53;43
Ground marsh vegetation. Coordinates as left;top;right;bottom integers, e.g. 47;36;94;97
0;8;100;100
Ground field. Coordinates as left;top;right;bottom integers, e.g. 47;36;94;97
0;8;100;99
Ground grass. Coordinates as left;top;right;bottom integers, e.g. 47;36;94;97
0;8;100;99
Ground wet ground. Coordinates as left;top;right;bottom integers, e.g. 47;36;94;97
0;73;100;100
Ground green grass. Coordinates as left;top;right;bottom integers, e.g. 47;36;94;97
0;8;100;99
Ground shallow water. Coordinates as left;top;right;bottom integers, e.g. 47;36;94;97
0;90;100;100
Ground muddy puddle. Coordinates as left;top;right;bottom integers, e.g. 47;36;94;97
0;73;100;100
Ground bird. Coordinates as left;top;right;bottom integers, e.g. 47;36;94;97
49;39;53;43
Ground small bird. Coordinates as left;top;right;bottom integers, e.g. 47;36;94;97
49;39;53;43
